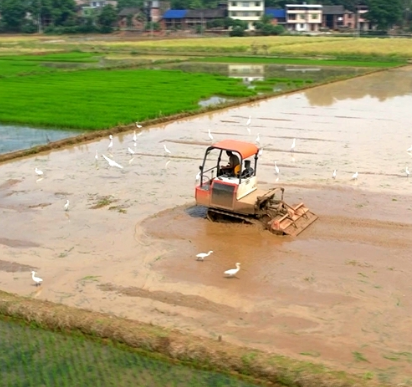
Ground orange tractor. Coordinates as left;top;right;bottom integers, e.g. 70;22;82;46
195;139;317;236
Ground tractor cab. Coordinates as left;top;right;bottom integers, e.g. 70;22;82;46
195;140;260;208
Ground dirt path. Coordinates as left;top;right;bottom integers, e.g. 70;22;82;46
1;67;412;385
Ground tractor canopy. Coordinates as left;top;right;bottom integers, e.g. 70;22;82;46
207;140;259;160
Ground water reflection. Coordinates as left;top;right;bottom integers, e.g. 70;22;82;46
0;125;83;155
228;64;265;83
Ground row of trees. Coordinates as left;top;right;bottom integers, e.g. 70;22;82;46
0;0;410;33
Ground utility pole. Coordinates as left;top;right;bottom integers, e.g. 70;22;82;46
38;0;42;34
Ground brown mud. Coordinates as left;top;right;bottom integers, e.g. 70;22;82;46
1;66;412;385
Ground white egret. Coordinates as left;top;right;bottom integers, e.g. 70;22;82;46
102;154;123;169
136;122;142;129
195;171;201;182
165;160;171;169
407;145;412;152
208;129;214;141
108;134;113;151
64;200;70;211
406;166;410;177
290;138;296;152
255;133;260;144
31;271;43;286
128;147;135;155
224;263;241;277
351;171;358;180
258;148;263;157
164;144;171;154
133;130;137;142
332;169;337;179
274;161;280;175
95;150;98;161
246;126;251;135
35;167;43;176
196;250;213;261
246;115;251;126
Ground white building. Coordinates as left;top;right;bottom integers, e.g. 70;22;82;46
285;4;322;32
228;1;264;30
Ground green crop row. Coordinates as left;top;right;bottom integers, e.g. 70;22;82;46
0;318;261;387
0;68;256;130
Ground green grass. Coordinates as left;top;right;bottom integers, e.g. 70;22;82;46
0;52;100;77
0;318;262;387
192;56;402;68
0;68;255;130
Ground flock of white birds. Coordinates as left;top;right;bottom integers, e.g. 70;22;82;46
30;115;412;286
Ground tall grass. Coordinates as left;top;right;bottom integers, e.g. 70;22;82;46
0;68;255;129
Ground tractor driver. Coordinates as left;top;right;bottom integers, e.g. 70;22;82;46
220;151;240;176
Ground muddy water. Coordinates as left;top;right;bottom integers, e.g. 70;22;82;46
1;66;412;384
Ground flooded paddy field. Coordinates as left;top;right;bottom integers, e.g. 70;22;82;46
1;66;412;385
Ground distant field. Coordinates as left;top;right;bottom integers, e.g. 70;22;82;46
1;35;411;60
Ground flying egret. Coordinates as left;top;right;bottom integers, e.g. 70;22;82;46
246;115;251;126
406;166;410;177
255;133;260;144
133;130;137;142
290;138;296;152
332;169;337;179
128;147;135;155
136;122;142;129
102;154;123;169
164;144;171;154
108;134;113;151
35;167;43;176
196;250;213;261
224;263;241;277
274;161;280;175
407;145;412;153
64;200;70;211
31;271;43;286
208;129;214;141
351;171;358;180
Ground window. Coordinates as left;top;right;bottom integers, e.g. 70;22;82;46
231;11;237;16
255;1;260;6
348;13;353;18
231;2;237;6
243;2;249;7
299;23;305;29
255;11;261;16
288;14;296;20
311;14;318;19
299;14;305;19
243;11;249;16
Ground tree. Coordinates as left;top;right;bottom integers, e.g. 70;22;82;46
365;0;403;29
117;0;144;11
0;0;28;32
98;4;118;32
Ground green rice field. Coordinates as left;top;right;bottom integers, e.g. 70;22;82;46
0;67;254;129
0;318;262;387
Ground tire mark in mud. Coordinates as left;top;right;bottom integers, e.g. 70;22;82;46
98;283;241;316
0;259;37;273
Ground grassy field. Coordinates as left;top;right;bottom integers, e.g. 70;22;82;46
0;317;262;387
0;67;255;129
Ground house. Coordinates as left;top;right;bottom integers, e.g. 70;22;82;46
322;5;345;30
118;7;145;29
265;8;286;25
81;0;118;18
145;1;170;23
227;0;265;30
161;8;226;30
285;3;322;32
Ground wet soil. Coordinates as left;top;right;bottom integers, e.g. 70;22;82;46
1;67;412;385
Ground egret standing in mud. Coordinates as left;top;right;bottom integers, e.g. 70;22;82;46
290;138;296;152
332;169;337;179
208;129;214;141
95;150;99;161
31;271;43;286
255;133;260;144
133;130;137;143
35;167;43;177
64;200;70;211
196;251;213;261
274;161;280;175
224;263;241;277
136;122;142;129
108;135;113;151
128;147;135;155
164;144;171;155
351;171;358;181
406;166;410;177
407;145;412;153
